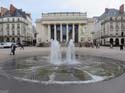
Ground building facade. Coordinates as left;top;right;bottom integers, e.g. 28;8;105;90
0;4;33;45
36;12;94;45
95;4;125;46
93;17;101;44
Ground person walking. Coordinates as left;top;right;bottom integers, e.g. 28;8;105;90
20;43;24;50
10;43;16;55
120;44;124;51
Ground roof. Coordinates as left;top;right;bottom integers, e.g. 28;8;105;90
99;8;125;20
0;4;31;19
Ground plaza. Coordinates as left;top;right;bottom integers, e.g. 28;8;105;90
0;47;125;93
0;1;125;93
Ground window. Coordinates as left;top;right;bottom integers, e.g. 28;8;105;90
6;37;10;42
18;18;20;22
17;24;20;29
17;37;20;42
12;38;15;42
110;34;113;36
6;24;9;29
17;30;20;35
7;30;9;35
12;24;15;29
121;23;124;31
110;17;113;21
121;32;124;36
116;24;119;29
116;24;119;31
12;30;15;35
110;24;113;30
7;18;9;22
12;18;14;22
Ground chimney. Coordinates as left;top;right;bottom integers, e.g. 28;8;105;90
1;7;8;16
10;4;16;15
119;4;124;13
27;13;31;18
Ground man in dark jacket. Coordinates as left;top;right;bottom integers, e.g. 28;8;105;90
120;44;124;51
11;43;16;55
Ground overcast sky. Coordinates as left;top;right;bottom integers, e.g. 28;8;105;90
0;0;124;24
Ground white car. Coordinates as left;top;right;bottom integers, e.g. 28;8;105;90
3;42;13;48
0;43;4;48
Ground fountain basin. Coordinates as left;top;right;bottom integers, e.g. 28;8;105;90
1;55;124;85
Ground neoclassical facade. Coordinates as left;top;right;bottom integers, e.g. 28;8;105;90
0;4;33;44
36;12;94;44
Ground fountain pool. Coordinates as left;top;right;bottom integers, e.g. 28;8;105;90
1;55;124;84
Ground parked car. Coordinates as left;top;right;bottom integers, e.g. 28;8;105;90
3;42;13;48
0;43;4;48
0;42;18;48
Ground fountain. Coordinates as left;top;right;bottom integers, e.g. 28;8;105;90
66;39;78;65
50;39;78;65
0;39;124;85
50;39;62;65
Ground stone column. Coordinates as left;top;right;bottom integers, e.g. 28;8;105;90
66;24;69;42
54;24;57;40
60;24;63;42
48;24;51;42
78;24;80;42
72;24;75;42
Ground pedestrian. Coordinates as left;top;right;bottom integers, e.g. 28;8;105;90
120;44;124;51
20;43;24;50
10;43;16;55
96;42;98;48
79;42;82;47
110;43;113;49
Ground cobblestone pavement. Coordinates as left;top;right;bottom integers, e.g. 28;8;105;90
0;47;125;93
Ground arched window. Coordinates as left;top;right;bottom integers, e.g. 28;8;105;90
121;32;124;36
6;37;10;42
115;38;119;46
12;38;15;42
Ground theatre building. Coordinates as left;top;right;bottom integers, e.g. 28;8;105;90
36;12;94;45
